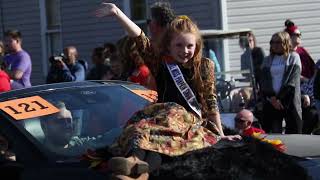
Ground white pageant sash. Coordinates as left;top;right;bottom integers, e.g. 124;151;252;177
165;62;202;118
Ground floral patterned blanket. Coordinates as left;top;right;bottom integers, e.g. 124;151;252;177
109;102;219;157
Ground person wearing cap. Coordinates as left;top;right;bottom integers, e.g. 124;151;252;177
234;109;265;136
284;19;315;82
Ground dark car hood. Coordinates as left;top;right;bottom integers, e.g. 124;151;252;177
267;134;320;158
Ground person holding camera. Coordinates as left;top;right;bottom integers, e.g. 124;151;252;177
46;46;87;84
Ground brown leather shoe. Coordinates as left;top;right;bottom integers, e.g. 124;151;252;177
108;156;149;176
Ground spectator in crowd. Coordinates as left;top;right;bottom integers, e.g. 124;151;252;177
234;109;265;136
147;2;175;42
208;49;221;78
3;30;32;89
284;19;315;82
239;32;265;89
116;36;156;90
247;32;265;89
300;65;319;134
142;1;176;74
96;3;241;178
0;41;5;61
0;41;10;92
230;87;254;113
46;46;87;83
109;53;126;81
239;35;251;80
313;60;320;131
103;42;116;66
284;20;318;134
260;31;302;134
86;46;113;80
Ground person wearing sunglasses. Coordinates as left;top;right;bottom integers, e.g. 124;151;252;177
260;31;302;134
285;20;318;134
284;19;315;82
41;102;75;150
234;109;265;136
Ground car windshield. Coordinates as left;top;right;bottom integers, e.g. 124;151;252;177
7;85;150;157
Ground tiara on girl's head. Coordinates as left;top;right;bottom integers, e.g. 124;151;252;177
177;15;190;20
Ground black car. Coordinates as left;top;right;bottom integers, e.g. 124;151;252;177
0;81;156;179
0;81;319;179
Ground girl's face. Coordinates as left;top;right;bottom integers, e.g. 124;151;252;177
169;32;196;64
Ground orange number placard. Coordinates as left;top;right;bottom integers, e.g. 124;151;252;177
0;96;60;120
130;89;158;103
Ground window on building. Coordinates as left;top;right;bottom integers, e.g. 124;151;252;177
129;0;149;34
45;0;62;56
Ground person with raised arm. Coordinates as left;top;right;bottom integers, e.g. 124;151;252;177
95;3;241;179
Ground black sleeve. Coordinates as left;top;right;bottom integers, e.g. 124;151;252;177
278;64;300;100
314;70;320;100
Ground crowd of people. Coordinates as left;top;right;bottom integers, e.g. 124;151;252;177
0;1;320;179
237;19;320;135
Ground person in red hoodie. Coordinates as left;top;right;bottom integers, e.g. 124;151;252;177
234;109;265;136
284;19;315;82
0;41;11;92
0;63;11;92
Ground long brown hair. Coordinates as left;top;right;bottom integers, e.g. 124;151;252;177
116;36;146;76
158;15;204;94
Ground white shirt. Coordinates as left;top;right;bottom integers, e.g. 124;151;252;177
270;55;286;94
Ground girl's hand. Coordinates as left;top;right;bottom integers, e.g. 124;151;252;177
220;135;242;141
95;2;118;17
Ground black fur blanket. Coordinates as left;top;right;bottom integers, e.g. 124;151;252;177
151;136;310;180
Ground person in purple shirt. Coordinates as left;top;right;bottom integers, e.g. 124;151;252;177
4;30;32;89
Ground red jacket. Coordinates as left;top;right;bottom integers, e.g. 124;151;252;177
296;47;315;79
129;65;150;85
0;70;11;92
